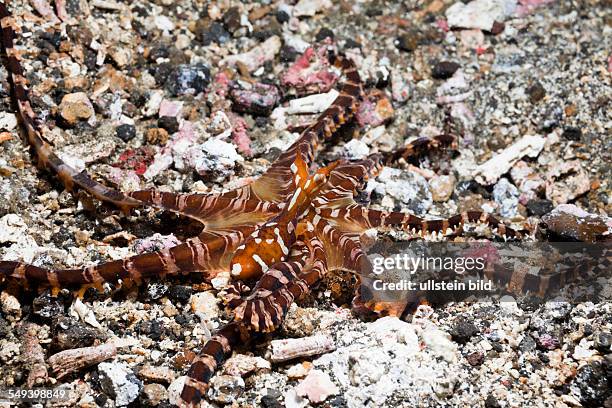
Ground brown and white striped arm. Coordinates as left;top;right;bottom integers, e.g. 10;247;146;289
178;321;249;408
223;55;363;203
0;226;255;289
0;3;141;212
317;205;521;241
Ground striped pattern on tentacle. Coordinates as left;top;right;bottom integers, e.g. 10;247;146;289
228;157;340;280
0;4;141;212
317;205;521;240
313;154;384;209
128;190;282;225
230;228;328;332
0;227;254;289
223;54;363;203
179;321;249;408
384;134;458;165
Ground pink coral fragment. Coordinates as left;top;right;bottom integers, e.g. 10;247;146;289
229;114;252;157
515;0;556;17
159;100;183;118
281;47;339;95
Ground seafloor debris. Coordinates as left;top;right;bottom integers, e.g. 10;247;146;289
542;204;611;242
48;342;117;379
474;135;546;185
269;334;336;363
0;1;610;407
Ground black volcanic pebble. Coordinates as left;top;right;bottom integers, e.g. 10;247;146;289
116;124;136;142
573;361;610;407
528;81;546;103
562;126;582;141
51;317;105;351
165;64;210;96
432;61;460;79
199;21;230;45
594;331;611;352
280;45;298;63
158;116;180;134
450;319;479;344
276;10;290;24
526;199;554;216
169;285;193;304
396;33;419;52
315;27;334;42
485;394;502;408
32;293;64;319
223;7;241;33
519;335;537;353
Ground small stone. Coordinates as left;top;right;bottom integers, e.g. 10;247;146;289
208;375;245;404
493;178;519;218
51;317;104;351
450;319;479;344
167;376;186;406
165;64;211;96
32;293;64;319
571;361;609;407
294;369;339;404
422;328;458;362
542;204;611;242
0;112;17;131
527;82;546;103
293;0;332;17
526;199;553;216
138;365;176;384
190;291;220;321
1;291;21;317
154;15;175;31
537;333;560;350
223;7;241;33
342;139;370;160
287;362;312;379
199;21;231;45
519;335;537;353
467;351;484;366
276;9;290;23
395;32;419;52
431;61;460;80
544;300;572;320
485;394;502;408
594;332;611;352
146;128;169;145
355;90;395;127
59;92;95;127
142;383;167;406
261;389;283;408
186;139;243;182
315;27;334;42
371;167;432;215
158;116;180;134
429;175;455;202
562;126;582;141
98;362;143;407
446;0;514;31
224;354;271;377
168;285;193;304
230;82;280;116
116;124;137;142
